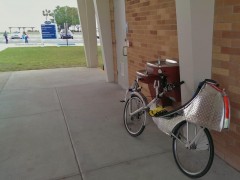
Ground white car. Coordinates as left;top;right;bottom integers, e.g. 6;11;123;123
60;29;73;39
10;32;22;39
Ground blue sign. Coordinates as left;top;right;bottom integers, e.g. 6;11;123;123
41;24;57;39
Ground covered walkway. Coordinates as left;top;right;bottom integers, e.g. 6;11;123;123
0;68;239;180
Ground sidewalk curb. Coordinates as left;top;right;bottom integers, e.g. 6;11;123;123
0;45;8;52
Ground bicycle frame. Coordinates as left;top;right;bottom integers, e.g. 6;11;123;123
128;90;205;147
128;79;163;126
123;77;227;178
128;78;162;117
129;95;157;117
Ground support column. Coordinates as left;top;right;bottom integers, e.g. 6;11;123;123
175;0;215;103
93;0;114;82
77;0;98;68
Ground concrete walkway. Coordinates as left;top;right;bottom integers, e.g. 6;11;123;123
0;67;239;180
0;44;8;51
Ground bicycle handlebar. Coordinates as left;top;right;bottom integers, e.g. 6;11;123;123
173;81;185;88
165;81;184;91
157;81;184;98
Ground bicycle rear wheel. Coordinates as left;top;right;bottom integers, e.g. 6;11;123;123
172;122;214;178
124;95;146;137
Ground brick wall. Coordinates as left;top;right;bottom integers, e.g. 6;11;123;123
212;0;240;170
123;0;240;171
125;0;178;96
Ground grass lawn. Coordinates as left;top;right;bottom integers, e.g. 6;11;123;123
0;46;103;72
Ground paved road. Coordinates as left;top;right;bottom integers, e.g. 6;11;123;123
0;32;100;46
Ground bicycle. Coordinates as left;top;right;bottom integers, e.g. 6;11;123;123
122;71;230;178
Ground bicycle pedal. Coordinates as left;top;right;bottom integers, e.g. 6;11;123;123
149;106;167;117
154;109;168;117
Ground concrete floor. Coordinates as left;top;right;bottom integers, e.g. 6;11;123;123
0;67;239;180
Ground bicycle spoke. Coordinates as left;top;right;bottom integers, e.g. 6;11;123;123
172;122;214;178
124;95;146;136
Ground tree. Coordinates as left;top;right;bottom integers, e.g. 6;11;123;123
51;6;80;30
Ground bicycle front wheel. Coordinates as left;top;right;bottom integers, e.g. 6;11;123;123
172;122;214;178
124;95;146;137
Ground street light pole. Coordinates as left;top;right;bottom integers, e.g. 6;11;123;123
64;6;69;46
42;9;51;21
64;22;69;46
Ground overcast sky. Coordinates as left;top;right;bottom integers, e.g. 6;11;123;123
0;0;78;32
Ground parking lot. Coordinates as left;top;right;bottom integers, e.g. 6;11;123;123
0;32;100;46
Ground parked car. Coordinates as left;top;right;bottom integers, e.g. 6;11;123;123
10;31;22;39
96;28;100;39
60;29;73;39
